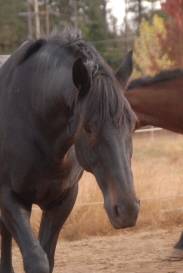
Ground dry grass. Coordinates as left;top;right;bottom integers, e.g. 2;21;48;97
30;131;183;240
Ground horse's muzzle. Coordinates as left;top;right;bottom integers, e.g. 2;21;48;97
104;197;140;229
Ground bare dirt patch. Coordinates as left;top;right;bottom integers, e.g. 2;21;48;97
12;227;183;273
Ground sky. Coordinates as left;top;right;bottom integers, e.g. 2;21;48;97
107;0;125;27
107;0;162;29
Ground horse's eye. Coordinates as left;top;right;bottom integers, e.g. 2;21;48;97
68;117;74;133
84;126;92;135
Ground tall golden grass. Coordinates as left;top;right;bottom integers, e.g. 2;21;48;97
30;130;183;240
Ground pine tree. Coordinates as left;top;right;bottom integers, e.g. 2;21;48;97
125;0;162;34
0;0;127;70
0;0;27;54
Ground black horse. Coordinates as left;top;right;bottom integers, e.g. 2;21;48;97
0;25;140;273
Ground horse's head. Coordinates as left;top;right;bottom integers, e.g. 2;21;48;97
71;51;140;229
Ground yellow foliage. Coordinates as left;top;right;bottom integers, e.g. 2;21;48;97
132;15;173;78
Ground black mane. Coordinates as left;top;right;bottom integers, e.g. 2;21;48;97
3;24;126;136
48;25;125;134
128;68;183;90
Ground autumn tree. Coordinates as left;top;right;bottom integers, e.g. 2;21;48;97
159;0;183;67
133;15;171;77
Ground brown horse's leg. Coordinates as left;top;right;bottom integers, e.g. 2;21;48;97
38;183;78;273
0;217;14;273
168;231;183;259
1;186;49;273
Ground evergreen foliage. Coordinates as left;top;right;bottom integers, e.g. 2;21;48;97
0;0;27;54
2;1;183;102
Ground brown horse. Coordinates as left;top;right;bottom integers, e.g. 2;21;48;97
125;68;183;134
125;69;183;258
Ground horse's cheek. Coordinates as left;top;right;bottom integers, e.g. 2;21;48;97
74;141;92;172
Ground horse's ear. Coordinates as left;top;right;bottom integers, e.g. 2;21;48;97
115;50;133;90
72;57;90;99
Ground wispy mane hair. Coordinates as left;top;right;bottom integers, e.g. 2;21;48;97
48;24;126;137
75;68;125;138
4;23;126;139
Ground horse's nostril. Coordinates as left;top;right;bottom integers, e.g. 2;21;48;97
113;200;140;221
114;205;120;218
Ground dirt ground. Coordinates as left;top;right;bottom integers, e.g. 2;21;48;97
12;227;183;273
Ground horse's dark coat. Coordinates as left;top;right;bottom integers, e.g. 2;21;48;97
126;68;183;257
0;25;139;273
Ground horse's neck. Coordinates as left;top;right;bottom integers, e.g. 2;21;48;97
125;77;183;133
30;73;75;158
